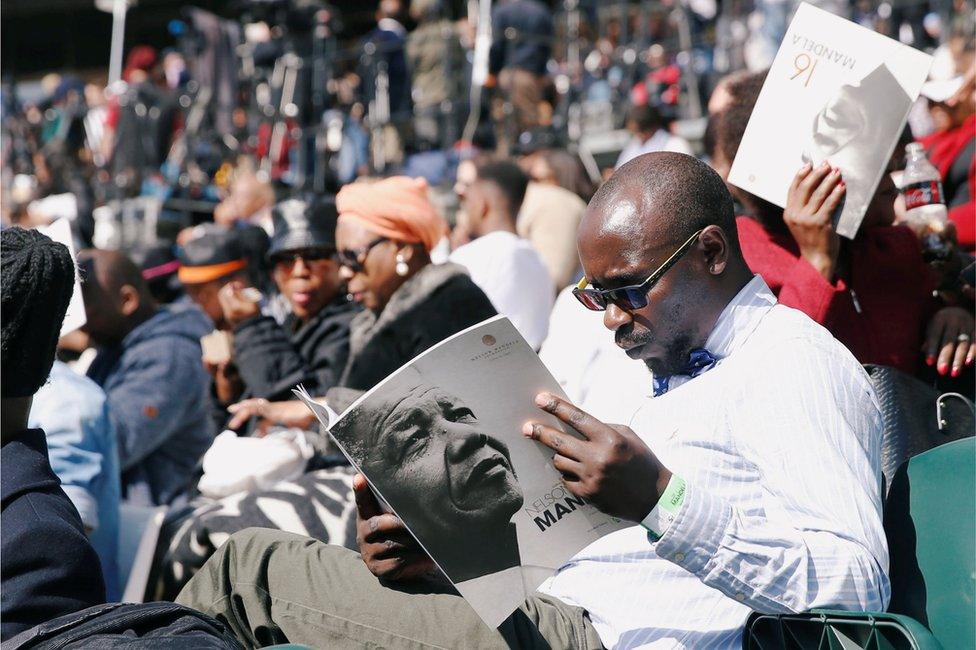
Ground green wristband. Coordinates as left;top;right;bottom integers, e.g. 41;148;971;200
640;474;686;542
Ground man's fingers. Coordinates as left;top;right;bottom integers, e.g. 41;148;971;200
360;513;409;543
522;421;584;460
552;453;583;481
533;392;603;440
362;530;420;557
367;553;434;581
353;474;382;520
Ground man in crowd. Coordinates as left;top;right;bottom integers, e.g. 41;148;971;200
178;226;254;419
177;153;888;648
488;0;554;153
615;103;693;169
179;225;253;332
486;157;588;290
361;0;412;164
406;0;464;150
450;159;553;349
2;228;105;640
217;197;356;405
80;248;213;506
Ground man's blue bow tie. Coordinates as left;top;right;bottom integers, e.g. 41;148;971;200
652;348;719;397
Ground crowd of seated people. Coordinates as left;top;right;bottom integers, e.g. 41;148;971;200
1;52;974;648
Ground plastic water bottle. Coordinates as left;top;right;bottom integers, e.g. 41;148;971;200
901;142;951;262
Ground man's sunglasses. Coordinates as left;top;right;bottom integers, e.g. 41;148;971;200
270;247;336;269
572;229;703;312
335;237;389;273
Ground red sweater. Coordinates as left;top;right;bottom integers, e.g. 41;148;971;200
737;216;937;375
920;115;976;251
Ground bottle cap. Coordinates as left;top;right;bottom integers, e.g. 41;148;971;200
905;142;925;155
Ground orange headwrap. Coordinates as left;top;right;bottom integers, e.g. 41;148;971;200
336;176;447;253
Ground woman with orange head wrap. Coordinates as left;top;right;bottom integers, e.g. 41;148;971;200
325;176;497;408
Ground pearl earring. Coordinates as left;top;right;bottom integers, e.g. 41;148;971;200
396;253;409;277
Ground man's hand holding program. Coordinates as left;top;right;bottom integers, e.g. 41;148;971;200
353;473;438;583
523;392;670;523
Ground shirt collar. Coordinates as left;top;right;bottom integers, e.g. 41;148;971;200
702;274;777;361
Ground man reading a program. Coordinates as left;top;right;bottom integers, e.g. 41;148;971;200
177;153;888;649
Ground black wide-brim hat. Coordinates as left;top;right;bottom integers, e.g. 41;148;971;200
268;196;339;258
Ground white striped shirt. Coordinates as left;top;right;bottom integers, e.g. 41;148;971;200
539;275;890;649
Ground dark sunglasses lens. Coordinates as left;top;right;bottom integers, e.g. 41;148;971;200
271;253;297;268
304;249;335;262
573;288;606;311
336;251;362;270
613;287;649;310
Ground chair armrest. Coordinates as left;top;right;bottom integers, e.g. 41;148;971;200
743;609;943;650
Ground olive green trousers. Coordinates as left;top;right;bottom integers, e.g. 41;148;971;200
176;528;604;650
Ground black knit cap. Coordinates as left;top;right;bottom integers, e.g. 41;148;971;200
1;227;75;398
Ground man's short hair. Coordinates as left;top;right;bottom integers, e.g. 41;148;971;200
1;228;75;398
626;104;665;133
707;104;783;226
600;152;737;246
708;103;753;168
726;70;767;109
475;160;530;217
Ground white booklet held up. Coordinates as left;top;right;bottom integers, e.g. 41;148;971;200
728;2;932;238
297;316;627;628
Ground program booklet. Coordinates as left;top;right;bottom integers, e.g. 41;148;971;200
727;2;932;238
296;315;628;628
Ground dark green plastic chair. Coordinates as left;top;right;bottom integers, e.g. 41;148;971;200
743;437;975;650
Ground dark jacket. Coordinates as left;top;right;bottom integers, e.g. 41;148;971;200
1;429;106;641
233;297;358;402
328;263;496;411
87;307;214;505
489;0;553;77
362;23;412;118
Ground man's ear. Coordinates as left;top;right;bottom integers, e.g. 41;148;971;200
119;284;141;317
701;226;730;275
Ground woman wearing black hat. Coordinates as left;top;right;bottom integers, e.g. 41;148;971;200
217;197;359;414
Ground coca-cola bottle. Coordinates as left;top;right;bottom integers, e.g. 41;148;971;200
901;142;952;262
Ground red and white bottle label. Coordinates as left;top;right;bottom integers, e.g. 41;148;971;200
902;180;945;210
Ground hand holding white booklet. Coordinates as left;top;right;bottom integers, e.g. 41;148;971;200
296;315;628;628
728;2;932;238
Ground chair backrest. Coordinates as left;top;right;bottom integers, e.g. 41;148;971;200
884;437;975;648
118;504;168;603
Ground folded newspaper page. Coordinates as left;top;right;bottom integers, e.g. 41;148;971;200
728;2;932;238
296;315;627;628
